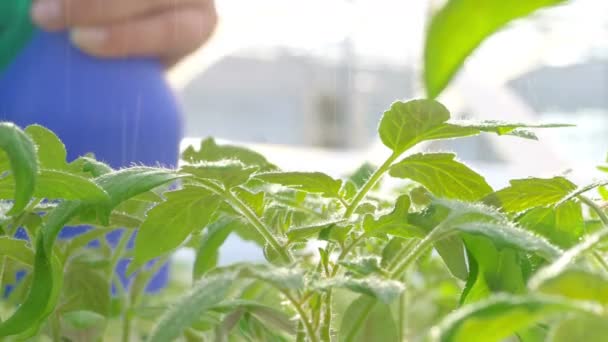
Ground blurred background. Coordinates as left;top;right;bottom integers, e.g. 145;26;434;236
170;0;607;185
166;0;607;264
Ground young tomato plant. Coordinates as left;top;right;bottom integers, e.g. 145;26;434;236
2;97;608;342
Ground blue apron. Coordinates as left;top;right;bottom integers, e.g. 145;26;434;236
0;29;183;292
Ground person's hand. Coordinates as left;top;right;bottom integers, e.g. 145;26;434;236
31;0;217;66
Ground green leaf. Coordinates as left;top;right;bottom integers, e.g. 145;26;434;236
315;276;404;304
0;235;62;337
378;100;451;155
460;237;527;304
423;0;566;98
256;171;343;199
517;200;584;248
434;236;469;281
535;269;608;305
94;167;182;219
62;259;111;315
390;153;493;201
182;137;277;171
0;237;34;266
339;296;398;342
287;219;347;241
363;195;424;238
556;179;608;206
484;177;577;213
182;160;257;189
0;122;38;214
429;294;602;342
338;257;383;277
452;221;562;261
147;273;235;342
68;156;113;177
529;228;608;290
24;125;68;170
376;100;553;157
234;188;266;217
132;186;221;271
550;315;608;342
62;310;106;330
236;265;305;291
193;218;235;280
33;169;109;202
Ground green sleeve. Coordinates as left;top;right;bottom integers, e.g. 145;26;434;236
0;0;34;72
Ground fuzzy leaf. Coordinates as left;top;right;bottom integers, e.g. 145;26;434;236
452;221;562;261
34;170;109;202
517;200;584;248
147;273;235;342
340;296;398;342
0;122;38;214
95;167;181;211
182;137;277;171
256;171;342;199
0;237;34;266
287;219;347;241
535;269;608;305
315;276;404;304
339;257;383;277
484;177;577;213
24;125;68;170
193;218;235;280
430;294;602;342
132;186;221;271
363;195;424;238
390;153;493;201
378;100;451;155
182;160;257;189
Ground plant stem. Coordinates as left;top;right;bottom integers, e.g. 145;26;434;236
390;228;445;279
122;310;132;342
50;313;62;342
283;291;319;342
580;195;608;226
344;153;399;218
296;321;306;342
196;179;293;264
224;190;293;263
593;251;608;273
320;291;332;342
387;239;418;274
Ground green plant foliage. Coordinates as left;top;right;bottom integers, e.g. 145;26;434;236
256;171;343;199
131;186;221;270
423;0;566;98
2;98;607;341
389;153;493;201
340;296;398;342
484;177;577;213
0;122;38;214
182;137;278;171
430;294;603;342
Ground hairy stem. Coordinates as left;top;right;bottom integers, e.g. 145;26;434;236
283;291;319;342
225;190;293;263
195;179;293;264
580;195;608;226
344;152;399;218
320;291;333;342
390;228;445;279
